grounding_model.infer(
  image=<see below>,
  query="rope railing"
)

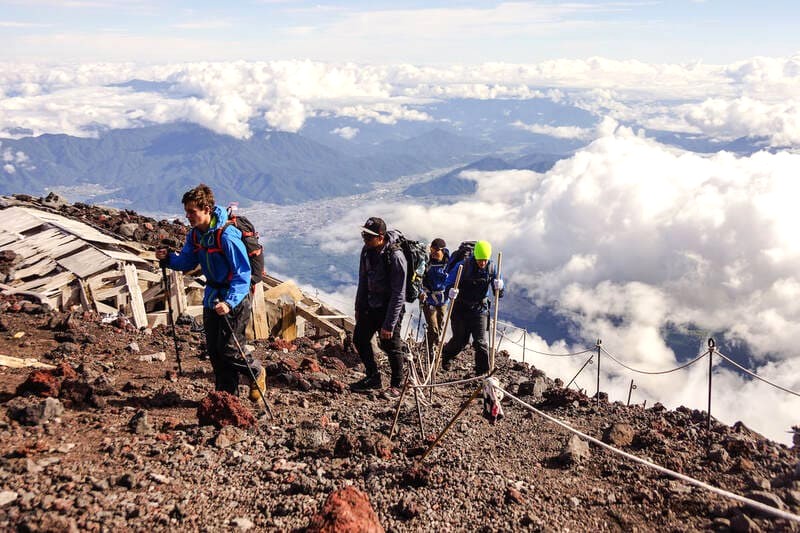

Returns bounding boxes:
[717,350,800,398]
[600,347,710,375]
[496,384,800,524]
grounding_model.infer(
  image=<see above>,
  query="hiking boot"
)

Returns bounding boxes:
[249,367,267,402]
[382,387,402,400]
[441,356,455,371]
[349,373,382,392]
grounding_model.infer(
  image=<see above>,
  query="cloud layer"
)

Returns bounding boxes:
[1,54,799,147]
[316,122,800,443]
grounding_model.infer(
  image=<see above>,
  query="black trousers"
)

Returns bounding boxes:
[203,295,262,395]
[441,309,490,375]
[353,305,405,387]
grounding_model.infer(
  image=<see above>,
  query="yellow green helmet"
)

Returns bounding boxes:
[474,240,492,260]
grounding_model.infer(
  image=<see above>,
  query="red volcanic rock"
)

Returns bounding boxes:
[300,357,321,373]
[197,391,256,429]
[16,370,60,398]
[270,338,297,352]
[53,362,78,380]
[306,486,384,533]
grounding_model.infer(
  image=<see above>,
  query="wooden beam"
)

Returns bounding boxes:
[248,281,270,341]
[296,301,346,341]
[0,355,56,370]
[123,264,147,329]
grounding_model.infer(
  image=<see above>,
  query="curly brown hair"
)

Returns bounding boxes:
[182,183,215,210]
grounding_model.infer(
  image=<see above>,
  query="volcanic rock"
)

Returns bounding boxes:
[197,391,256,429]
[16,370,60,398]
[560,435,591,465]
[306,486,384,533]
[603,423,635,447]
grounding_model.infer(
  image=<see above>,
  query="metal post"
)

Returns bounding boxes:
[707,338,715,452]
[389,378,412,440]
[595,339,602,406]
[421,385,482,462]
[522,329,527,364]
[627,379,637,406]
[566,356,593,390]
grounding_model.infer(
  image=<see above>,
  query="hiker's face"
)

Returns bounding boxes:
[476,259,488,269]
[429,248,444,261]
[361,231,384,249]
[184,202,212,229]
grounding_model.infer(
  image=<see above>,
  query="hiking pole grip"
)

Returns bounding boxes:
[161,263,183,375]
[489,252,502,372]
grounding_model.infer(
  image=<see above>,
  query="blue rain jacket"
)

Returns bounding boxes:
[167,205,251,310]
[422,249,450,306]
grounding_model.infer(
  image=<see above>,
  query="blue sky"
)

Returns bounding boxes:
[1,0,798,64]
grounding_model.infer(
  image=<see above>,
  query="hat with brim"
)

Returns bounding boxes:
[360,217,386,236]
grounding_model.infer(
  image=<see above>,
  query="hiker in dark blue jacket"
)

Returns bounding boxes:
[156,184,265,400]
[420,238,449,356]
[351,217,407,398]
[441,240,504,376]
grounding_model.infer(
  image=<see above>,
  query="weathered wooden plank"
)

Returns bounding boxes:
[263,280,304,303]
[141,283,164,304]
[17,271,75,294]
[281,301,297,342]
[95,299,118,315]
[247,281,270,341]
[169,271,186,320]
[147,311,168,329]
[13,258,58,279]
[296,302,346,341]
[0,355,56,370]
[135,269,162,283]
[57,247,116,278]
[124,264,147,329]
[78,280,91,312]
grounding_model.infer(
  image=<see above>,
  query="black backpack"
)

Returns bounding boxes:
[191,207,266,287]
[385,230,428,303]
[446,241,476,274]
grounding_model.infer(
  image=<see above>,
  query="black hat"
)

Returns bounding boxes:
[360,217,386,236]
[431,238,446,250]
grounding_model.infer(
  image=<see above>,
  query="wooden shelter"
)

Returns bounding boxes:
[0,202,353,342]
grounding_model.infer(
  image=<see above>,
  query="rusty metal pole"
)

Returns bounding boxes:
[388,378,412,440]
[566,356,593,390]
[707,338,715,452]
[595,339,602,406]
[421,385,482,462]
[522,329,527,364]
[627,379,637,406]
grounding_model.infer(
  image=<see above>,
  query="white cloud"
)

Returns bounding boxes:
[314,121,800,443]
[512,120,594,140]
[3,164,15,173]
[0,54,799,144]
[331,126,358,140]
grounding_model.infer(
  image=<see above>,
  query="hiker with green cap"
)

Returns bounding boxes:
[440,240,504,376]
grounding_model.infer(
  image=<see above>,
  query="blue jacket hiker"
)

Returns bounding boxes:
[441,240,504,376]
[156,184,265,401]
[420,238,449,354]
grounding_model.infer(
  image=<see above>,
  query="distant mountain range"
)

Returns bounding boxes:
[0,123,492,210]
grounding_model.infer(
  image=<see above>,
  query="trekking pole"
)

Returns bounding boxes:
[421,384,483,462]
[427,265,463,403]
[489,252,502,372]
[416,301,424,342]
[161,263,183,376]
[215,299,274,419]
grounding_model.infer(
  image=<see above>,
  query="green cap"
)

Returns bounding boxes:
[474,240,492,260]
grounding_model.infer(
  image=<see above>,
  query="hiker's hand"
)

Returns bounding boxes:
[156,248,168,260]
[493,279,504,292]
[448,288,459,300]
[214,301,230,315]
[418,291,426,302]
[380,328,392,340]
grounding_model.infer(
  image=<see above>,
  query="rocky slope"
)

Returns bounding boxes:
[1,195,799,532]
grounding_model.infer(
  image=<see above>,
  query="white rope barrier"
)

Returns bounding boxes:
[412,374,488,389]
[717,351,800,399]
[600,347,710,375]
[496,385,800,523]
